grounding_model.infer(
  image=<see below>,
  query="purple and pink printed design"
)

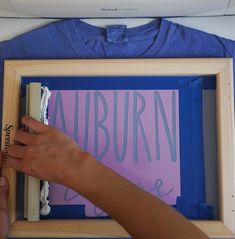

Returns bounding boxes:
[48,89,180,217]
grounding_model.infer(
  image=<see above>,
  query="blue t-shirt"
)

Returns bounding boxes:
[0,18,234,108]
[0,18,234,220]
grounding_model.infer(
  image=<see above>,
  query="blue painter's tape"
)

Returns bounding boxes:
[21,75,216,91]
[176,77,214,219]
[22,75,215,220]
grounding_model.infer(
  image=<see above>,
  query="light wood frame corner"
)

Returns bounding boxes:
[1,59,235,238]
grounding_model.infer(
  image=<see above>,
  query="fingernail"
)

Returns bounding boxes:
[0,176,7,186]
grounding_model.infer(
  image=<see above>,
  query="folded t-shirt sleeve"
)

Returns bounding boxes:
[168,20,235,59]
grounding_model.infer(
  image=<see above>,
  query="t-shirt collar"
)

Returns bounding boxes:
[63,18,172,58]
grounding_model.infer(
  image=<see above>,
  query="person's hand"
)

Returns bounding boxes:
[4,117,209,239]
[0,153,9,239]
[6,116,89,185]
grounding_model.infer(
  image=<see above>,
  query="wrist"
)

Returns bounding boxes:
[62,148,98,194]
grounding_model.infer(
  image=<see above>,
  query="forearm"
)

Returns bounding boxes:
[6,116,208,239]
[65,152,208,239]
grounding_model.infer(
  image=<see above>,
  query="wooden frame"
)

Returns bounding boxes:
[1,59,235,238]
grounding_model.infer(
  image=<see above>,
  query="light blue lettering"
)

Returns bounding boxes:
[154,91,177,162]
[51,91,67,134]
[94,92,110,160]
[73,91,79,143]
[83,92,90,151]
[113,91,129,162]
[64,187,80,201]
[149,178,174,198]
[133,91,152,162]
[93,206,105,216]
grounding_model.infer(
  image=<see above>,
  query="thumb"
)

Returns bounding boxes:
[0,152,9,212]
[0,176,9,213]
[0,176,9,239]
[0,151,9,239]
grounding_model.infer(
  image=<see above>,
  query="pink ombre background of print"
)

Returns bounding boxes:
[48,90,180,217]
